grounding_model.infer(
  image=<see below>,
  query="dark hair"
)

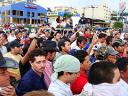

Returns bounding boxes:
[0,31,5,34]
[98,33,106,39]
[76,36,87,46]
[58,71,64,78]
[106,36,113,45]
[37,37,44,48]
[72,50,88,63]
[88,61,118,85]
[116,57,128,72]
[42,40,57,53]
[58,38,70,51]
[112,42,120,48]
[54,32,61,36]
[28,48,47,63]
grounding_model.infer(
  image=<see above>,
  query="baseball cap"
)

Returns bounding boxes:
[96,46,118,60]
[0,51,19,68]
[9,40,23,48]
[51,55,80,81]
[112,39,126,46]
[106,46,118,55]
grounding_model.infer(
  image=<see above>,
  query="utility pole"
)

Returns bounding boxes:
[91,5,95,27]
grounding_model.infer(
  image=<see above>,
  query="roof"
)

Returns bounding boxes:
[0,2,47,13]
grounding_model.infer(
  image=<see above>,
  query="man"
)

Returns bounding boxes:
[116,57,128,96]
[55,38,71,60]
[70,50,91,94]
[79,13,87,25]
[0,34,7,55]
[93,33,107,49]
[42,40,57,87]
[16,49,47,95]
[112,39,125,58]
[71,36,87,50]
[0,32,9,51]
[4,40,22,80]
[8,28,16,42]
[96,46,118,63]
[48,55,80,96]
[80,61,121,96]
[52,32,61,44]
[0,51,18,96]
[116,57,128,83]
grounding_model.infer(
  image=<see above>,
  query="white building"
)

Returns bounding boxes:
[82,1,112,21]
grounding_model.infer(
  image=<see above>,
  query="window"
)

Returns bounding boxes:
[12,10,16,15]
[32,19,34,24]
[20,11,23,16]
[38,13,40,16]
[32,12,34,17]
[27,12,30,17]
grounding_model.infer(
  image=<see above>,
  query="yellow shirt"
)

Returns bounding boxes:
[4,52,22,79]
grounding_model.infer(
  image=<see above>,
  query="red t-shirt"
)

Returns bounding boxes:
[70,71,88,94]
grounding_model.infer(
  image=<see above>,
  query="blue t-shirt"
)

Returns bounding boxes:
[16,69,47,96]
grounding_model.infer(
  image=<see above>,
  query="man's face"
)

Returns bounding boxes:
[79,40,86,48]
[107,54,117,64]
[13,46,22,54]
[101,37,106,43]
[121,65,128,83]
[16,33,22,39]
[49,52,56,61]
[0,68,10,87]
[55,33,61,41]
[31,56,46,74]
[115,33,121,39]
[63,41,71,53]
[67,72,79,83]
[116,46,124,53]
[124,33,128,41]
[82,56,91,71]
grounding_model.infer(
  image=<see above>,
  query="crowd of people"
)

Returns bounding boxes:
[0,15,128,96]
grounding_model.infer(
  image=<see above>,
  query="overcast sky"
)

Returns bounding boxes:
[35,0,128,11]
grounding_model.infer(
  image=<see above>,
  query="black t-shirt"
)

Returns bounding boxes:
[19,61,31,77]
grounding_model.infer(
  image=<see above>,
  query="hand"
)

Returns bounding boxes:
[0,85,16,96]
[36,26,46,37]
[92,33,99,45]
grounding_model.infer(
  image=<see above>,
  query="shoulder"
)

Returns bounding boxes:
[48,83,67,96]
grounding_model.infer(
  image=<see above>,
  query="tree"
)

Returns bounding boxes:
[113,21,123,29]
[63,13,73,18]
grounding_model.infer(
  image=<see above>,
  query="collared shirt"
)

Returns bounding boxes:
[43,60,53,87]
[80,82,121,96]
[71,71,88,94]
[16,69,47,96]
[48,79,73,96]
[118,79,128,96]
[0,46,7,55]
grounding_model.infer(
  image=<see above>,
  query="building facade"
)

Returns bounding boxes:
[82,4,111,21]
[0,1,47,24]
